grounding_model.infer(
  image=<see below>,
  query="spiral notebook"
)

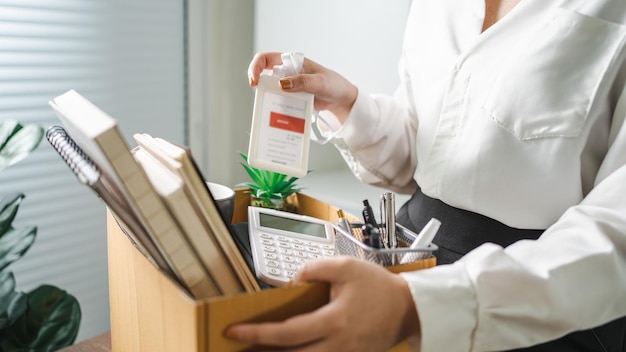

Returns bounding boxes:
[45,126,172,276]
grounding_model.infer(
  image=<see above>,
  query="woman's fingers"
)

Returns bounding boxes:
[293,257,371,284]
[247,52,284,86]
[226,300,339,346]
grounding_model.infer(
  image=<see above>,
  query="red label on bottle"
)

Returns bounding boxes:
[269,112,305,134]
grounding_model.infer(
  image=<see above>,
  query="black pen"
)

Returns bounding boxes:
[369,226,384,249]
[361,224,372,247]
[361,223,383,249]
[362,199,379,229]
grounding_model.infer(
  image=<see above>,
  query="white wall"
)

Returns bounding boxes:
[188,0,255,188]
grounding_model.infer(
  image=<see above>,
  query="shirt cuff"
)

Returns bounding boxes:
[333,90,382,149]
[400,262,478,352]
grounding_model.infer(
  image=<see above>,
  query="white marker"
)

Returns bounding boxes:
[410,218,441,249]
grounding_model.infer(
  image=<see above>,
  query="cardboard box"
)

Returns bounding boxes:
[108,190,436,351]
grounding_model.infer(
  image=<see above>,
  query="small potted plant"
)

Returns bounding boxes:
[237,153,307,213]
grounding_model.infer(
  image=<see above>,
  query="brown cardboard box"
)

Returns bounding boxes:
[107,190,436,351]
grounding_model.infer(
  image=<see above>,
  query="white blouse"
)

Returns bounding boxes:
[321,0,626,350]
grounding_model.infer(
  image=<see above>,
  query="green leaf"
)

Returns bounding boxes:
[0,225,37,272]
[0,285,81,351]
[238,152,310,207]
[0,120,20,152]
[0,120,44,172]
[0,194,25,238]
[0,272,27,330]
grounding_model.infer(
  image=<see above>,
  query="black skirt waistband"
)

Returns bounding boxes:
[395,188,544,265]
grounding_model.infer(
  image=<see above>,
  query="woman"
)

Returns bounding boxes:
[227,0,626,350]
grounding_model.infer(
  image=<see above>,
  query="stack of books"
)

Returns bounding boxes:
[47,90,261,299]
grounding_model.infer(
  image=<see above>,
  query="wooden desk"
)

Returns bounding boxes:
[59,332,111,352]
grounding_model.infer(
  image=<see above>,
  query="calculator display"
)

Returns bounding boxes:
[259,213,328,239]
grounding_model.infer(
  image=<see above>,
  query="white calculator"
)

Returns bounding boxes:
[248,206,336,287]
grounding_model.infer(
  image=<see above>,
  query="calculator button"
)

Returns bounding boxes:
[303,241,316,246]
[276,236,289,242]
[278,242,290,249]
[284,263,299,271]
[308,253,321,259]
[261,239,274,245]
[293,250,307,258]
[263,252,278,260]
[267,267,282,276]
[323,250,335,256]
[306,247,320,254]
[283,256,296,263]
[291,239,303,244]
[262,245,276,253]
[259,233,272,239]
[321,244,334,250]
[265,260,279,268]
[292,244,305,251]
[279,248,294,256]
[285,271,297,278]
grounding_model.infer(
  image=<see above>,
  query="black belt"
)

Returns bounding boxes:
[395,188,544,265]
[395,187,626,351]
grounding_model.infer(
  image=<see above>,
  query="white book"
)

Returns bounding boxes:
[49,89,217,299]
[133,145,243,295]
[133,133,260,293]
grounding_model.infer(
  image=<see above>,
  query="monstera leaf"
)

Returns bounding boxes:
[0,285,81,352]
[0,120,44,172]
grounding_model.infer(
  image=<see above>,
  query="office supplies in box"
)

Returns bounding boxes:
[108,190,436,352]
[47,89,437,351]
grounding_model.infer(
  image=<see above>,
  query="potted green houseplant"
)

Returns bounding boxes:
[237,153,308,212]
[0,120,81,351]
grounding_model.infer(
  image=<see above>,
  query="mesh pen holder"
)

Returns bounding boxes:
[333,222,437,266]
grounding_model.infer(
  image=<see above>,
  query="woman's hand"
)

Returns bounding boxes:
[225,257,420,351]
[247,52,358,122]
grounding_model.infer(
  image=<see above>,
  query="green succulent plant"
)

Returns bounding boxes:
[237,153,307,211]
[0,120,81,351]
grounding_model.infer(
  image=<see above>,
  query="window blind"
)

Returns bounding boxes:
[0,0,186,342]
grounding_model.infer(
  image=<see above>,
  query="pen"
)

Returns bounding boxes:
[368,225,384,249]
[381,192,397,249]
[336,209,352,234]
[361,224,372,247]
[361,223,384,249]
[362,199,379,229]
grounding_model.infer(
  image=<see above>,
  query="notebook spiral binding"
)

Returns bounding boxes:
[46,125,99,185]
[46,125,174,275]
